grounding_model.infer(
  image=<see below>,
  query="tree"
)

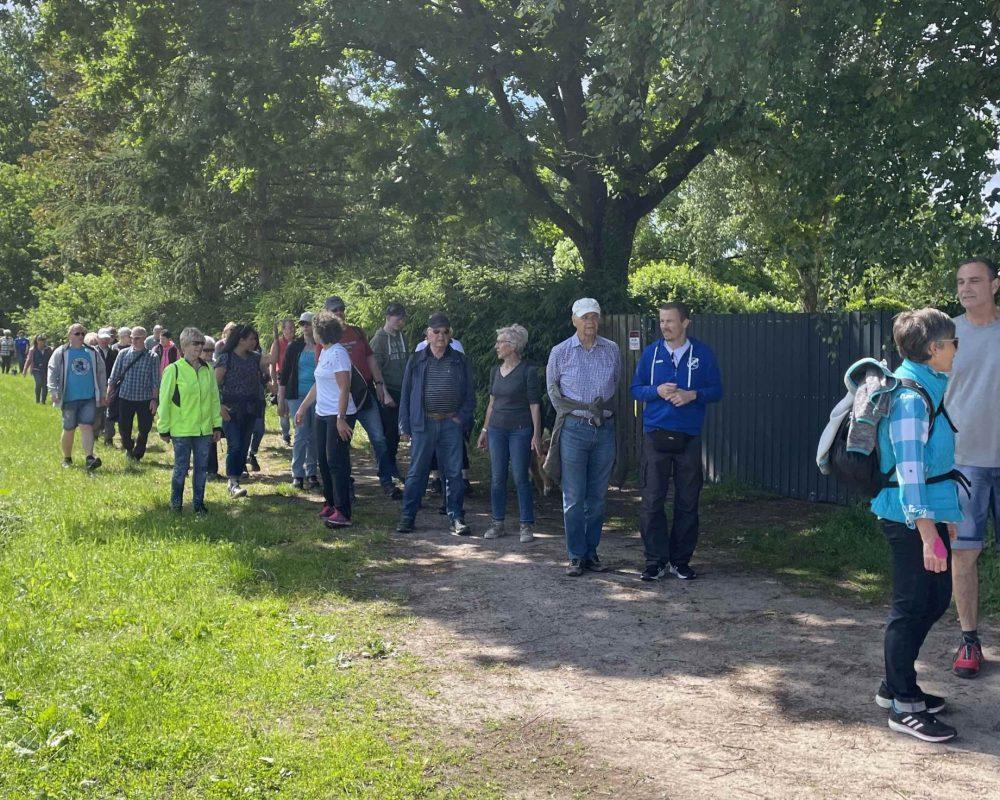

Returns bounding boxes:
[319,0,999,307]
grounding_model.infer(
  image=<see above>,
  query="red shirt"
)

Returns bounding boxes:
[338,325,373,381]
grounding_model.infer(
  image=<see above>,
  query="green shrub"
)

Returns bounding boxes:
[629,261,796,313]
[844,295,909,313]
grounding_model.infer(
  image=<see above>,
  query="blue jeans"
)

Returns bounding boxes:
[172,435,211,508]
[286,398,317,479]
[401,417,465,521]
[488,426,534,524]
[356,395,393,486]
[953,464,1000,551]
[222,410,257,477]
[559,417,615,561]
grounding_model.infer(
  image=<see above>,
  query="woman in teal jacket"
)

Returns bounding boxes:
[158,327,222,514]
[871,308,962,744]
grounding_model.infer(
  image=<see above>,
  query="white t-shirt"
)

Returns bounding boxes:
[315,344,357,417]
[415,338,464,353]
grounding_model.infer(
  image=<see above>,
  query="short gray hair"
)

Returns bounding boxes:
[496,324,529,355]
[893,308,955,363]
[179,326,204,348]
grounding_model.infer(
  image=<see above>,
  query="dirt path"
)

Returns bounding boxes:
[381,489,1000,799]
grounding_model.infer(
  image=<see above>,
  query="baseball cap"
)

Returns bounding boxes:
[299,312,314,324]
[324,295,346,312]
[427,312,451,329]
[385,302,406,318]
[97,328,113,339]
[571,297,601,317]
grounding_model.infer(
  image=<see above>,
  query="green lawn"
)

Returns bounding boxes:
[0,378,493,799]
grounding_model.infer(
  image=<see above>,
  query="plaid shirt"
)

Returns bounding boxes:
[546,334,621,418]
[887,391,934,525]
[109,348,160,401]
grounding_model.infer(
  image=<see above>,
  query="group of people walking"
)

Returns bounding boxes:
[9,254,997,746]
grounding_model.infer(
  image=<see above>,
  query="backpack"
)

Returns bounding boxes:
[826,377,954,497]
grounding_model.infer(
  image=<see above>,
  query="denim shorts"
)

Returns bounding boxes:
[61,398,97,430]
[953,464,1000,551]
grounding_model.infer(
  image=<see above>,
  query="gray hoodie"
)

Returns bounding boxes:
[47,343,108,405]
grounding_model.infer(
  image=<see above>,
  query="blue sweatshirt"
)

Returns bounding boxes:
[630,336,723,435]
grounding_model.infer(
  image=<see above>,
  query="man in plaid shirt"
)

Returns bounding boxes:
[108,326,160,463]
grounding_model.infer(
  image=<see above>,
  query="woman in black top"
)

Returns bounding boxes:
[23,335,53,403]
[476,324,543,542]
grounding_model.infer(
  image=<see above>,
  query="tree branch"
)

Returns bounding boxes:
[644,89,714,175]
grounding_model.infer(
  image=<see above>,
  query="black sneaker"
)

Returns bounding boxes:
[85,455,102,472]
[193,505,209,516]
[565,559,584,577]
[428,478,442,495]
[641,563,667,582]
[383,484,402,500]
[887,707,957,743]
[248,454,261,472]
[450,518,472,536]
[875,681,944,714]
[307,475,320,491]
[62,457,72,468]
[584,556,607,573]
[670,563,697,580]
[395,517,415,533]
[291,477,305,490]
[282,435,292,446]
[463,478,473,496]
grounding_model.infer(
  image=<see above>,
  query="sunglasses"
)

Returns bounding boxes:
[189,340,206,346]
[299,321,312,326]
[70,331,85,336]
[430,328,450,335]
[937,337,959,350]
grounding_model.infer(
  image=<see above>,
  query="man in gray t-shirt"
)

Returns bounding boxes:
[945,256,1000,680]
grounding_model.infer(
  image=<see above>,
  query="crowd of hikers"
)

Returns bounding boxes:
[3,255,997,745]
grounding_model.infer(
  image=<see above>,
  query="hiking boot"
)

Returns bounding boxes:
[953,641,984,679]
[887,707,957,743]
[291,477,305,490]
[85,455,102,472]
[565,559,584,577]
[62,457,72,468]
[324,509,352,528]
[670,563,697,580]
[875,681,944,714]
[519,524,534,543]
[282,434,292,446]
[641,563,667,582]
[228,482,247,499]
[450,518,472,536]
[248,454,261,472]
[382,483,402,500]
[583,556,607,573]
[483,520,506,539]
[396,517,415,533]
[307,475,320,491]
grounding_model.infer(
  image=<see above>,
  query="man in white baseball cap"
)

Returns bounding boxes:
[545,297,621,576]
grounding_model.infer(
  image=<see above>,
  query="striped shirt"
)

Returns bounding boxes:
[108,348,160,401]
[423,351,461,414]
[546,334,621,418]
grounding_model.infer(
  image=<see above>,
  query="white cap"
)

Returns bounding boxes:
[97,328,113,339]
[299,311,314,323]
[571,297,601,317]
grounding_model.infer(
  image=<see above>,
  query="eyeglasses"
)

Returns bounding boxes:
[937,338,959,350]
[431,328,450,335]
[299,321,312,326]
[189,340,206,346]
[70,331,85,337]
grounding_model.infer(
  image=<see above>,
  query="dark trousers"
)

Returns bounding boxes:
[380,398,401,480]
[118,398,154,460]
[639,433,704,568]
[1,355,10,373]
[316,413,356,518]
[33,371,48,403]
[222,410,258,477]
[883,520,952,704]
[208,440,219,475]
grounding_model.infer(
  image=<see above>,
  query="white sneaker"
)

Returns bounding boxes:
[519,524,534,543]
[228,482,247,499]
[483,520,505,539]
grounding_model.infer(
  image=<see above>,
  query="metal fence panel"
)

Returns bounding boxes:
[606,311,897,503]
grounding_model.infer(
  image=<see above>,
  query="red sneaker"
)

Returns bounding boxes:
[953,641,984,679]
[318,504,335,519]
[324,509,352,528]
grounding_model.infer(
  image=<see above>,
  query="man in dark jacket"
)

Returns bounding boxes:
[630,302,723,581]
[396,312,475,535]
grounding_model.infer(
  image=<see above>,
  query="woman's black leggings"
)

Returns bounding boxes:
[32,371,47,403]
[316,413,356,518]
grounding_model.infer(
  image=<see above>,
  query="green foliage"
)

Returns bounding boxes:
[844,296,910,313]
[17,271,120,339]
[629,261,795,314]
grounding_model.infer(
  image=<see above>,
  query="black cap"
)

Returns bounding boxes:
[324,295,346,312]
[427,312,451,329]
[385,302,406,318]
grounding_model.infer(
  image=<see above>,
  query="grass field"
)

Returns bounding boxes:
[0,378,494,799]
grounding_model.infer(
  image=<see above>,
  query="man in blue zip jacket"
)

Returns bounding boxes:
[630,302,723,580]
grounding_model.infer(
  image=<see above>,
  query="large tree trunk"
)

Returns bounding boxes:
[571,198,640,312]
